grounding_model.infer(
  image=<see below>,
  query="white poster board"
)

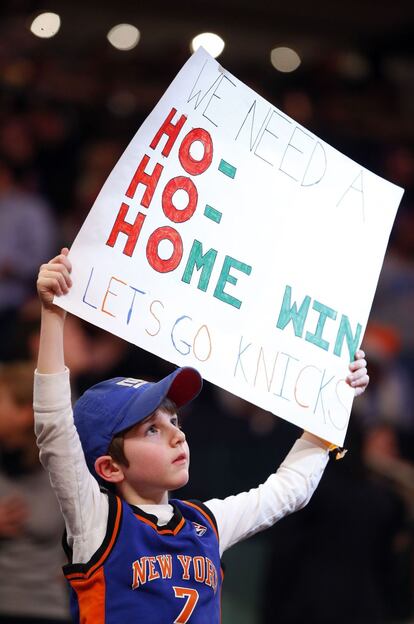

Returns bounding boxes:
[57,47,404,445]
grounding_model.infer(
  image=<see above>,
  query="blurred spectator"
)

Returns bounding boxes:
[0,115,36,183]
[16,298,131,396]
[68,138,123,239]
[260,422,409,624]
[383,145,414,190]
[362,425,414,620]
[29,102,80,218]
[363,424,414,520]
[0,361,70,623]
[356,322,414,433]
[371,200,414,363]
[0,160,57,361]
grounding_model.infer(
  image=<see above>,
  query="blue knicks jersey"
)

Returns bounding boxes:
[63,492,223,623]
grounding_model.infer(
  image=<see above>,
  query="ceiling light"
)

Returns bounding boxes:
[191,33,225,58]
[30,12,61,38]
[107,24,140,51]
[270,47,301,73]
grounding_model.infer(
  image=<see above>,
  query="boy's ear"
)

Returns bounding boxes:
[94,455,125,484]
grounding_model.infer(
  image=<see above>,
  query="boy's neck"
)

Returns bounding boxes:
[117,482,170,506]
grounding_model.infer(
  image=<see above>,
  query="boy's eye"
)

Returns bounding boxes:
[146,424,158,435]
[170,417,181,429]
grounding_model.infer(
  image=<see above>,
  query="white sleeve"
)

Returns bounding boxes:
[33,369,109,564]
[205,437,329,556]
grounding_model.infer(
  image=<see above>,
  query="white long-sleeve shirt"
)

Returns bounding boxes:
[34,369,329,562]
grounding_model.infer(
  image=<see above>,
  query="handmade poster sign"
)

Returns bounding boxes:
[57,47,404,445]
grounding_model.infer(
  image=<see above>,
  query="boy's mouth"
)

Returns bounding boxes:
[173,453,187,464]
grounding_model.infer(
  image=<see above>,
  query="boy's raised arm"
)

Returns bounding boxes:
[36,247,72,374]
[34,248,109,564]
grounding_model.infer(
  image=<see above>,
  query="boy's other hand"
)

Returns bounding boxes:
[303,350,369,450]
[37,247,72,310]
[346,349,369,397]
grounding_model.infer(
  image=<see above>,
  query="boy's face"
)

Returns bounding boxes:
[120,408,190,503]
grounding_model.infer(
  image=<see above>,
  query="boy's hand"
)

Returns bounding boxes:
[346,349,369,397]
[37,247,72,311]
[303,350,369,452]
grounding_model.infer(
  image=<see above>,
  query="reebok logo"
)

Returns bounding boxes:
[192,522,207,536]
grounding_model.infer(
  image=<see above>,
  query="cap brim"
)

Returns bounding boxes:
[166,367,203,407]
[114,367,202,434]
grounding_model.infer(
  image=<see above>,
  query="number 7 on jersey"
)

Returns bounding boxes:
[173,586,199,623]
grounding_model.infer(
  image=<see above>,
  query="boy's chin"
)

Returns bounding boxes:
[171,473,190,491]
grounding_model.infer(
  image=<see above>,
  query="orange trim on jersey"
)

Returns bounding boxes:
[134,513,185,535]
[71,565,106,622]
[219,566,225,624]
[66,495,122,581]
[181,501,219,541]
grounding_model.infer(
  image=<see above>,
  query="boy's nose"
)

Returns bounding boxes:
[171,425,186,445]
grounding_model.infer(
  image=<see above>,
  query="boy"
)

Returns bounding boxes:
[34,248,369,623]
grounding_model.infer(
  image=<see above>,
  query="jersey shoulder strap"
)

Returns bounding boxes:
[62,489,122,579]
[178,499,219,541]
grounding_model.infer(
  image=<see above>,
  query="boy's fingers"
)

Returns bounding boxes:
[349,358,367,371]
[52,254,72,273]
[48,252,66,265]
[39,262,51,274]
[39,278,62,297]
[52,271,69,293]
[354,349,365,360]
[40,264,72,287]
[347,365,367,379]
[52,263,72,286]
[56,253,72,272]
[37,252,72,310]
[39,274,65,296]
[45,248,71,268]
[347,368,368,385]
[354,379,369,396]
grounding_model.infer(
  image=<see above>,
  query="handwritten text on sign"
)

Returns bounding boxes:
[58,48,404,445]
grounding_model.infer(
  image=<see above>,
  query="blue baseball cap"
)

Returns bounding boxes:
[73,367,203,480]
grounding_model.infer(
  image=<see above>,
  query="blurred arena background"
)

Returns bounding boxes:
[0,1,414,622]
